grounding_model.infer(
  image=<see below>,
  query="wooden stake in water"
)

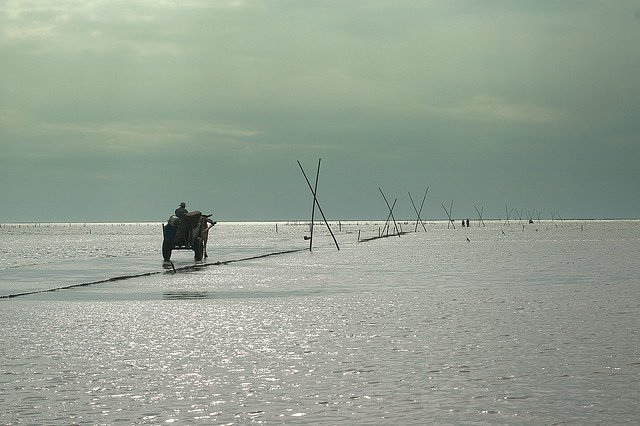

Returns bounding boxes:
[297,160,340,251]
[414,187,429,232]
[308,158,321,251]
[408,191,428,232]
[450,200,454,229]
[505,206,514,226]
[441,201,456,229]
[382,198,397,235]
[473,204,486,227]
[379,188,401,237]
[473,204,487,226]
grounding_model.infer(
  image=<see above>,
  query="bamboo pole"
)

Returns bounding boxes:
[308,158,321,251]
[441,202,456,229]
[408,191,427,232]
[379,188,401,237]
[415,187,429,232]
[449,200,454,229]
[382,198,398,235]
[297,160,340,250]
[505,206,515,225]
[473,204,486,227]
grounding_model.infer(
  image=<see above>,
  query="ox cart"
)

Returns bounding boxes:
[162,211,210,261]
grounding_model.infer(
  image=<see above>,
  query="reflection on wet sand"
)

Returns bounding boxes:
[163,291,210,300]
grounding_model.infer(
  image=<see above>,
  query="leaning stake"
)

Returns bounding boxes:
[408,191,427,232]
[417,187,429,230]
[382,198,398,235]
[473,204,486,227]
[297,160,340,250]
[379,188,401,237]
[309,158,321,251]
[441,202,456,229]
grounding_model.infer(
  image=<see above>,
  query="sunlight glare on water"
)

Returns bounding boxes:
[1,220,639,423]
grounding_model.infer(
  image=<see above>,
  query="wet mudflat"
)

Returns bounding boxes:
[1,221,639,423]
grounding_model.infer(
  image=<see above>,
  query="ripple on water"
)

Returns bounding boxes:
[1,222,640,423]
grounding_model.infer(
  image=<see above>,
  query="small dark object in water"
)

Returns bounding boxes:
[303,235,310,240]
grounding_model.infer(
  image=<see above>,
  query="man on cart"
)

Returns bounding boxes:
[162,203,216,261]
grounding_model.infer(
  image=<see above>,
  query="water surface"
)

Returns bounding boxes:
[1,220,639,423]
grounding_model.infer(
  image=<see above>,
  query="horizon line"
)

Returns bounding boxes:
[1,218,639,225]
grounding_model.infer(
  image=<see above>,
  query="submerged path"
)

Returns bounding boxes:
[0,248,307,299]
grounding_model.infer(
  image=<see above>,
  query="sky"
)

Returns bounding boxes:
[1,1,639,222]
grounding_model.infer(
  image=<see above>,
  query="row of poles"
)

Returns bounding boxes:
[298,159,565,251]
[297,159,426,251]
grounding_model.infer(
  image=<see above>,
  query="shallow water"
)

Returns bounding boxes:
[1,220,639,423]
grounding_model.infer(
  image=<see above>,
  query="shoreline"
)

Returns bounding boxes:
[1,218,639,226]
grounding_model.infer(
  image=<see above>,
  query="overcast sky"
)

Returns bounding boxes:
[2,1,639,222]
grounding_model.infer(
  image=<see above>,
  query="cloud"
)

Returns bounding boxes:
[0,1,206,53]
[45,120,260,142]
[0,108,261,159]
[434,95,564,124]
[3,24,53,40]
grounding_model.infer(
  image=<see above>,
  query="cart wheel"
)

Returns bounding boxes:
[162,241,173,261]
[194,237,204,261]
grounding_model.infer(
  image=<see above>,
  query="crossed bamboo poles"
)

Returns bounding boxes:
[298,160,558,246]
[297,159,340,251]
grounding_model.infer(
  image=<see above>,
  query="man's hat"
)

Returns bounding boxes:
[179,202,186,207]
